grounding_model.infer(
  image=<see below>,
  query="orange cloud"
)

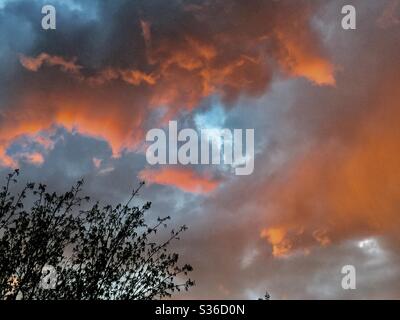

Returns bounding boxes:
[4,1,336,169]
[260,227,293,257]
[120,70,157,86]
[273,28,335,85]
[19,53,82,74]
[18,152,45,166]
[259,77,400,254]
[0,83,147,167]
[139,167,222,194]
[20,52,158,88]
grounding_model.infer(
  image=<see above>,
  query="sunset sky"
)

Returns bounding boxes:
[1,0,400,299]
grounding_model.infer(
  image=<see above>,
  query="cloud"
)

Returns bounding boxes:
[92,157,102,168]
[139,167,222,194]
[0,0,337,168]
[269,102,399,245]
[260,227,293,258]
[199,0,400,261]
[20,52,157,86]
[273,29,336,85]
[164,1,400,298]
[377,0,400,29]
[16,151,44,166]
[19,53,82,74]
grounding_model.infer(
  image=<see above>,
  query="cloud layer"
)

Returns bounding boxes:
[1,0,400,299]
[0,0,335,168]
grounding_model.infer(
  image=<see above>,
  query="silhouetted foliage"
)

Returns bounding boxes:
[258,291,271,300]
[0,170,194,300]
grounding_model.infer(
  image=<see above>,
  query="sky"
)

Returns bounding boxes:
[0,0,400,299]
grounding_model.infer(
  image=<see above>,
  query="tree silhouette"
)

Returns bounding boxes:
[257,290,271,300]
[0,170,194,300]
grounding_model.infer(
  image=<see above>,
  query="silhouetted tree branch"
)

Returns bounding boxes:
[0,170,194,300]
